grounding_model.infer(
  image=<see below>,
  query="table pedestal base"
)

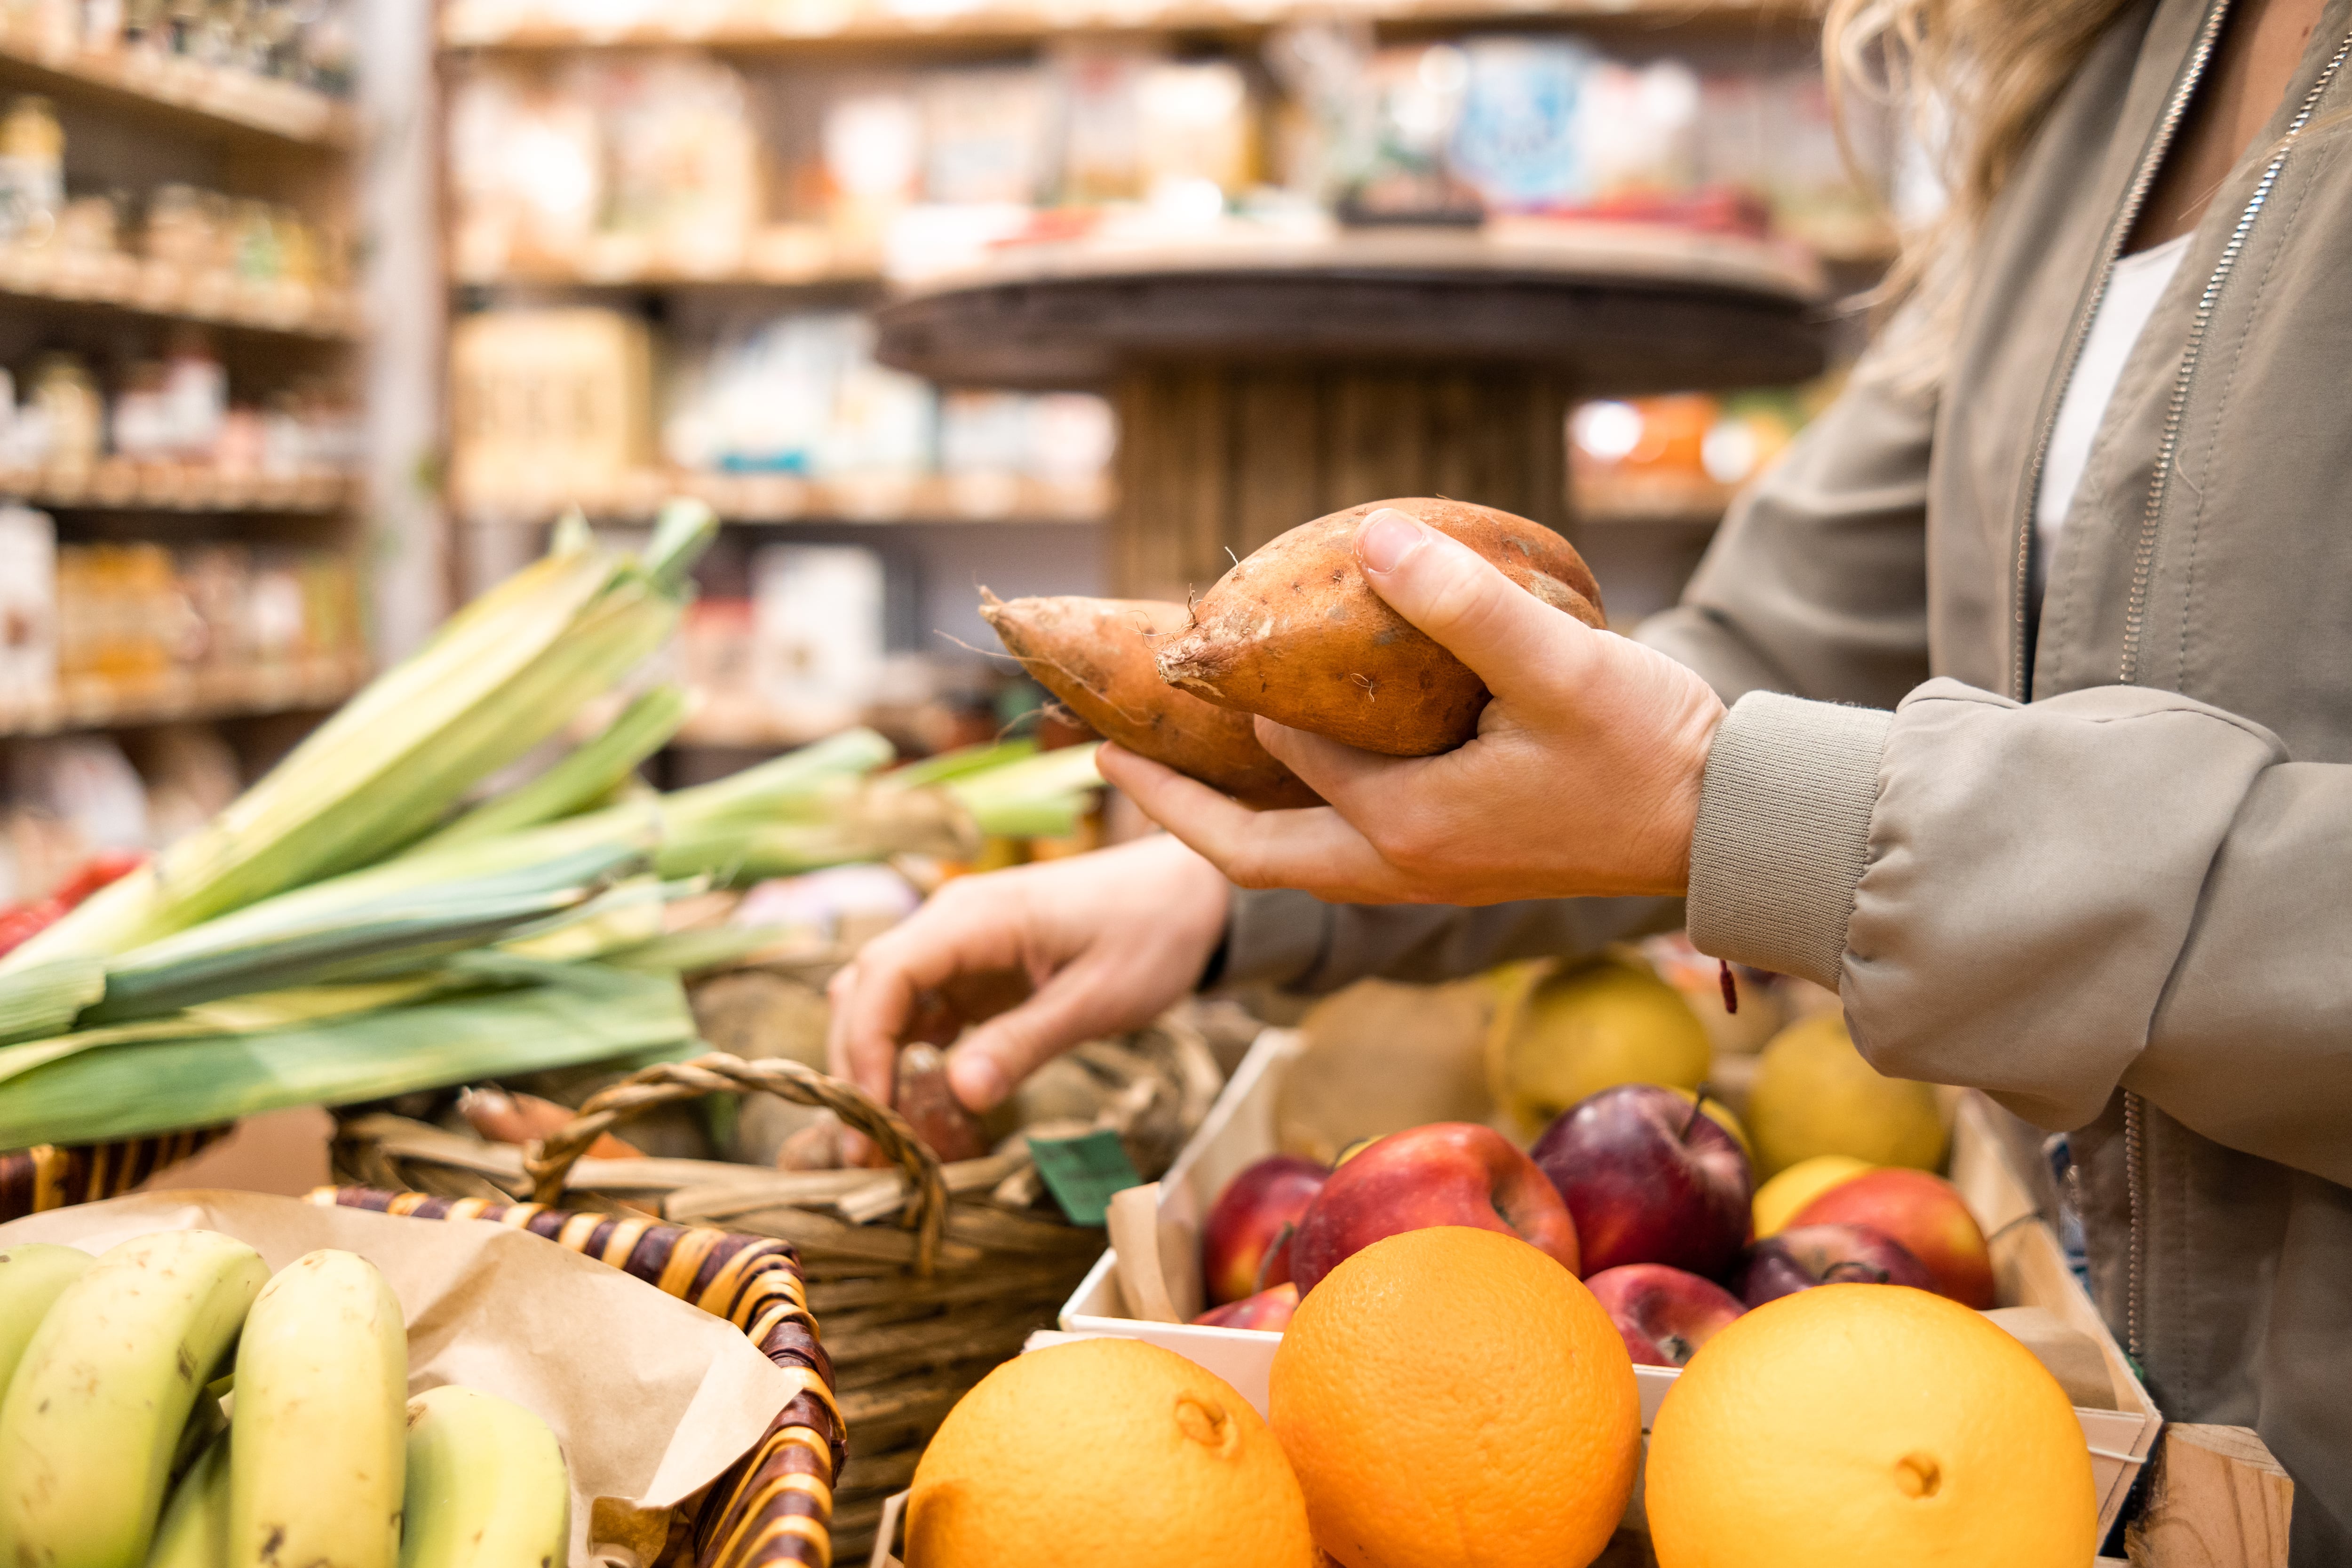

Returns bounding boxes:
[1110,363,1573,601]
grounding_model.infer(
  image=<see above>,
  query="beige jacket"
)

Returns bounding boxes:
[1222,0,2352,1554]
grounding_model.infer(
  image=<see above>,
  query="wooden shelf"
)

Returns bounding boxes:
[0,247,361,339]
[456,470,1109,526]
[1,463,358,514]
[0,658,368,739]
[454,250,882,293]
[0,30,352,149]
[1576,471,1735,526]
[442,0,1818,50]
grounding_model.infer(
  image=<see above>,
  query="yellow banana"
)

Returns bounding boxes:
[148,1430,230,1568]
[0,1242,93,1395]
[228,1250,407,1568]
[0,1229,269,1568]
[399,1385,572,1568]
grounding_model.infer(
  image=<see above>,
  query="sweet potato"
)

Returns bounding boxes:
[980,590,1321,809]
[1153,497,1605,756]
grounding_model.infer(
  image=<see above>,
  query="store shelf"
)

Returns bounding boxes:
[0,31,353,148]
[457,470,1110,526]
[0,462,358,514]
[0,247,361,339]
[1577,473,1734,527]
[453,246,882,292]
[442,0,1819,50]
[0,658,368,739]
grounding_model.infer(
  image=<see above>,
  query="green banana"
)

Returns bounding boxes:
[228,1250,407,1568]
[0,1242,93,1396]
[0,1229,268,1568]
[400,1385,572,1568]
[148,1430,230,1568]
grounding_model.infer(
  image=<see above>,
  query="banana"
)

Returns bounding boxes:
[399,1385,571,1568]
[148,1431,230,1568]
[0,1242,93,1395]
[228,1250,407,1568]
[0,1228,269,1568]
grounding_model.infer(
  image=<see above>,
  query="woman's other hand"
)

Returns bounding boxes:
[1101,506,1726,906]
[825,833,1232,1156]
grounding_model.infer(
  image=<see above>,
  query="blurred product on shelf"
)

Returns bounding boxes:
[673,541,889,742]
[0,0,357,98]
[0,721,238,910]
[0,95,357,327]
[445,28,1888,282]
[454,303,1114,518]
[1571,390,1809,522]
[0,505,365,730]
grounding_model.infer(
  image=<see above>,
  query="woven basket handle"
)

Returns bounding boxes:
[522,1051,949,1274]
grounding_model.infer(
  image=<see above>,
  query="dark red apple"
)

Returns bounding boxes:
[1287,1122,1581,1297]
[1733,1223,1933,1307]
[1788,1167,1997,1309]
[1529,1083,1753,1279]
[1189,1282,1299,1331]
[1585,1264,1746,1368]
[1200,1154,1329,1305]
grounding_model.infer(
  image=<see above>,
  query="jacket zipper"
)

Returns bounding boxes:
[2112,22,2352,1368]
[2118,25,2352,683]
[2008,0,2233,706]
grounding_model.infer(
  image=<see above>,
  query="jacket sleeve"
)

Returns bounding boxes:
[1218,342,1940,996]
[1689,678,2352,1190]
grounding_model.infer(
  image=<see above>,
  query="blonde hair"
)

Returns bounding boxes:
[1824,0,2138,373]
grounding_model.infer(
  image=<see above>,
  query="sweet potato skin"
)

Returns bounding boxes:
[1153,497,1605,756]
[980,591,1322,810]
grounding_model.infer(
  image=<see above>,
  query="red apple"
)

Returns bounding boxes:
[1788,1167,1997,1309]
[1200,1154,1329,1305]
[1529,1083,1753,1279]
[1734,1223,1933,1307]
[1189,1282,1298,1331]
[1287,1122,1580,1296]
[1585,1264,1746,1368]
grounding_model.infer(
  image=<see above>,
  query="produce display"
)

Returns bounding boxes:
[979,592,1319,810]
[0,1233,569,1568]
[0,501,1101,1154]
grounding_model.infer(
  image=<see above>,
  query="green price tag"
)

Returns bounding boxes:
[1025,1129,1140,1227]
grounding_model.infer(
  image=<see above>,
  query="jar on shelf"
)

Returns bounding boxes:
[0,95,64,247]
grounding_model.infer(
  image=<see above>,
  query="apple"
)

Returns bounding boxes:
[1788,1167,1997,1308]
[1733,1223,1933,1307]
[1200,1154,1329,1305]
[1529,1083,1753,1279]
[1190,1282,1298,1331]
[1585,1264,1745,1368]
[1287,1122,1581,1295]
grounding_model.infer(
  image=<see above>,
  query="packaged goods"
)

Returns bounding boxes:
[1155,498,1604,757]
[981,592,1319,810]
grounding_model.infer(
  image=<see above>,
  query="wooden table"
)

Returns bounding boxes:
[874,221,1829,600]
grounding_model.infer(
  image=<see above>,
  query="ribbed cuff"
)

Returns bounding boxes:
[1686,691,1892,990]
[1212,888,1332,992]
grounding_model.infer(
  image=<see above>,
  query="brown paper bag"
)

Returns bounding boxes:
[0,1189,800,1566]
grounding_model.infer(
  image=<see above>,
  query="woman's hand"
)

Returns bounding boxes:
[1099,507,1726,905]
[825,833,1232,1147]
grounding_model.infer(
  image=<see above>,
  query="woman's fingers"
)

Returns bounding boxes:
[1099,742,1405,900]
[1353,507,1594,703]
[943,953,1134,1113]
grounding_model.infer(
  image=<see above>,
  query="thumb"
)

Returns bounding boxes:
[1353,507,1591,699]
[941,958,1124,1113]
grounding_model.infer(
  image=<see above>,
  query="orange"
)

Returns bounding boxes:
[1269,1227,1640,1568]
[906,1337,1315,1568]
[1645,1284,2098,1568]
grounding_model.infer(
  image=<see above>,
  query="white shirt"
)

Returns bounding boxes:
[2035,233,2194,585]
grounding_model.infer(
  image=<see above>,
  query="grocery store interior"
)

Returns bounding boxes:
[0,3,2319,1567]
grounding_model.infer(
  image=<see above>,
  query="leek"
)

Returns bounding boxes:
[414,685,692,854]
[0,957,696,1148]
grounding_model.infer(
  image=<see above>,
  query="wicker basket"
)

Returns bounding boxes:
[0,1126,230,1221]
[332,1051,1116,1563]
[312,1185,842,1568]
